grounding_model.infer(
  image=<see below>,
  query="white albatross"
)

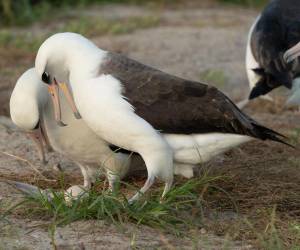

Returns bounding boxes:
[10,68,144,198]
[10,68,256,200]
[10,68,258,200]
[34,32,290,202]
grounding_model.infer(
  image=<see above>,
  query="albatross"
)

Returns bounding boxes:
[10,68,257,200]
[245,0,300,106]
[34,32,290,202]
[10,68,144,198]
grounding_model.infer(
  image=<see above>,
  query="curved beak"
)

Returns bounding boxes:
[47,79,67,127]
[27,122,48,165]
[56,81,81,119]
[47,79,82,126]
[284,42,300,64]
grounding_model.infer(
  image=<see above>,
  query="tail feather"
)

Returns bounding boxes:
[224,93,293,147]
[252,123,294,148]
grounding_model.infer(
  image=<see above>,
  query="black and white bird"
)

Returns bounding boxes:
[34,32,290,202]
[246,0,300,106]
[10,68,258,200]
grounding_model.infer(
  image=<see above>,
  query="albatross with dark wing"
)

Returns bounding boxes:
[10,68,256,200]
[245,0,300,106]
[34,32,291,202]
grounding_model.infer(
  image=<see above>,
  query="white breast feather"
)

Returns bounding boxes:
[246,16,261,89]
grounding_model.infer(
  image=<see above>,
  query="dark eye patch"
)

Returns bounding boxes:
[42,72,51,84]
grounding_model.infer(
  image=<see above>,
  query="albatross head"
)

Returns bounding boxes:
[10,68,50,164]
[35,32,105,126]
[10,68,47,130]
[249,67,293,100]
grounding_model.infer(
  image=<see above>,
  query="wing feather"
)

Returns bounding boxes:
[99,52,290,145]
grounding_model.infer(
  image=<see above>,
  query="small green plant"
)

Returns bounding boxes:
[289,128,300,145]
[60,16,160,37]
[218,0,268,8]
[0,15,160,53]
[199,69,228,88]
[1,174,224,235]
[0,0,164,26]
[245,207,300,250]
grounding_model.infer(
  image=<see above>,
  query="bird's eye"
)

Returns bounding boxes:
[42,72,51,84]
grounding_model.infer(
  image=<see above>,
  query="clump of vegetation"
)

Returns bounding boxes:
[199,69,228,88]
[245,208,300,250]
[0,15,160,52]
[0,0,268,26]
[218,0,268,7]
[0,0,164,26]
[61,16,160,37]
[0,175,224,234]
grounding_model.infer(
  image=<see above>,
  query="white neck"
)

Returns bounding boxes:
[68,48,107,82]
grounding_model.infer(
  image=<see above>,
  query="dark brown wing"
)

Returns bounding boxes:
[100,52,289,144]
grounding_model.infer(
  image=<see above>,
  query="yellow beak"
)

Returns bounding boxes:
[47,79,81,127]
[57,81,81,119]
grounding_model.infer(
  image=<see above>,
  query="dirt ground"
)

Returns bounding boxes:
[0,2,299,250]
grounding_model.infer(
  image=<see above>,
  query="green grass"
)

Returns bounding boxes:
[0,174,224,235]
[0,30,44,52]
[288,128,300,145]
[218,0,268,8]
[0,0,269,27]
[199,69,228,89]
[1,174,299,248]
[60,16,160,37]
[0,15,160,52]
[0,0,164,26]
[246,208,285,250]
[245,208,300,250]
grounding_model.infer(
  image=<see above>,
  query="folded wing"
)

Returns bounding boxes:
[100,52,290,145]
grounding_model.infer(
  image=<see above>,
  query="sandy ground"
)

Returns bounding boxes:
[0,3,299,249]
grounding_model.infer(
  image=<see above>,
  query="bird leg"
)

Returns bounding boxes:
[128,175,155,204]
[160,179,173,202]
[106,170,121,193]
[126,139,173,203]
[76,163,99,189]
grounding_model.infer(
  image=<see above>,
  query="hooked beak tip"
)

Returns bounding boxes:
[249,92,260,100]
